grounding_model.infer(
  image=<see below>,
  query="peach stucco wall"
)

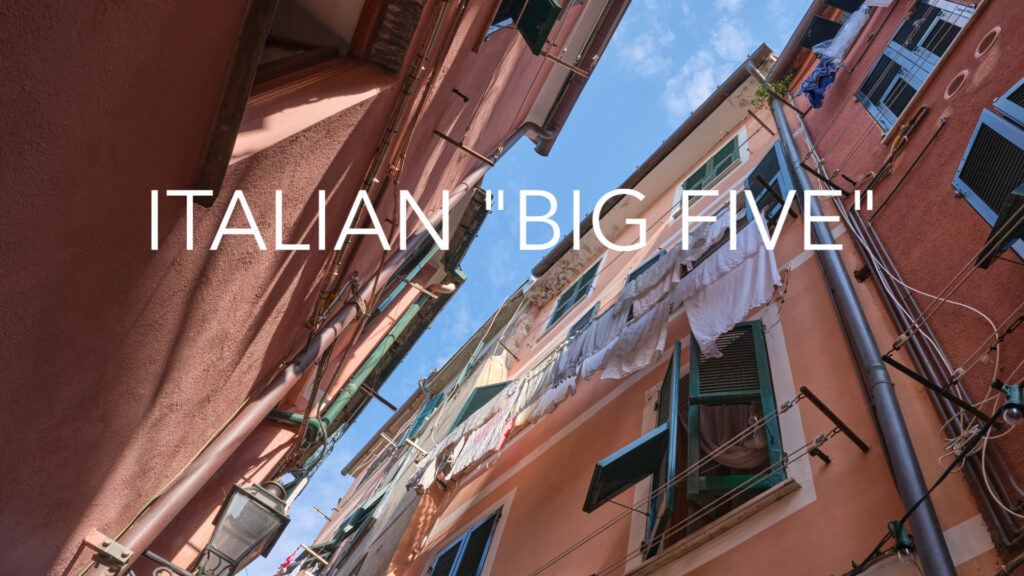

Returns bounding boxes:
[396,110,1000,575]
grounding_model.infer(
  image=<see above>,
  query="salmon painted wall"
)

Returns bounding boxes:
[0,0,596,574]
[395,113,1000,576]
[796,0,1024,534]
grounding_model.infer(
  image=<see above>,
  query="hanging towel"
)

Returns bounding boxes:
[552,329,588,387]
[798,56,840,109]
[530,376,575,422]
[511,354,558,425]
[578,297,633,380]
[602,298,672,380]
[684,234,781,357]
[680,210,731,270]
[623,244,683,317]
[449,382,520,476]
[671,221,764,307]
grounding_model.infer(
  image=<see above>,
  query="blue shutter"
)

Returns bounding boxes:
[954,109,1024,262]
[744,141,793,224]
[583,343,680,514]
[995,77,1024,128]
[403,393,444,442]
[687,322,785,497]
[430,510,501,576]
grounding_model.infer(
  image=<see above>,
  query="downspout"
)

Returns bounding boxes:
[86,249,414,576]
[747,61,957,576]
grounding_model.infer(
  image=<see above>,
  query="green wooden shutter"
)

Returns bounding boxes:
[710,137,739,178]
[744,141,793,224]
[517,0,563,55]
[644,341,681,555]
[548,261,600,327]
[450,381,510,432]
[687,321,784,497]
[583,343,680,514]
[403,393,444,442]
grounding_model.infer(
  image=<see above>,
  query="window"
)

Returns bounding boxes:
[548,261,600,329]
[584,322,784,557]
[486,0,563,55]
[857,0,974,131]
[743,141,794,227]
[683,136,742,192]
[953,109,1024,261]
[450,381,511,432]
[429,509,501,576]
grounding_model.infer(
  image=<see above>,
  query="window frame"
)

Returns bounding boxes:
[953,108,1024,260]
[428,508,502,576]
[547,260,602,330]
[856,0,974,131]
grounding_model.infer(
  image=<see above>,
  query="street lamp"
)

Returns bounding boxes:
[196,481,290,576]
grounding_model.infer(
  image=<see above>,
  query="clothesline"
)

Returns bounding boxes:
[408,213,782,491]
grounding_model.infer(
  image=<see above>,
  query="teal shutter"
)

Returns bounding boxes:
[644,341,681,555]
[548,261,599,327]
[568,302,599,338]
[583,343,680,515]
[687,321,784,498]
[683,136,739,190]
[450,381,510,432]
[517,0,563,55]
[403,393,444,442]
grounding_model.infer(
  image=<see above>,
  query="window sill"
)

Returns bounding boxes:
[626,478,800,576]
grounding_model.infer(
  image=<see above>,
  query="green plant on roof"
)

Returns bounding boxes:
[752,74,794,110]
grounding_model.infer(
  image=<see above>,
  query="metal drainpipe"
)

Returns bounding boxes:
[748,62,957,575]
[85,248,418,576]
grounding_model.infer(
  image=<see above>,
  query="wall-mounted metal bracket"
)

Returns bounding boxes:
[541,52,591,78]
[83,529,133,572]
[433,130,495,166]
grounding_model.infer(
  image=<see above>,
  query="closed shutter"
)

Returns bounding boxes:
[687,322,784,497]
[517,0,562,55]
[431,544,460,576]
[955,109,1024,264]
[995,77,1024,127]
[455,513,500,576]
[583,343,680,515]
[549,262,600,327]
[955,110,1024,220]
[450,381,510,432]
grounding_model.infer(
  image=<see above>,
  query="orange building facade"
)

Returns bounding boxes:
[306,2,1024,574]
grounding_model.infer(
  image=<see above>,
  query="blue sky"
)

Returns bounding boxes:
[248,1,808,573]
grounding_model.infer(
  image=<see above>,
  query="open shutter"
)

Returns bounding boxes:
[643,342,681,557]
[455,512,501,576]
[892,2,940,51]
[583,343,680,515]
[687,322,784,497]
[517,0,563,55]
[451,381,510,432]
[404,393,444,442]
[745,142,793,224]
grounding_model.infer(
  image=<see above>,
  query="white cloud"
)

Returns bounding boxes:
[617,29,675,76]
[663,50,726,122]
[719,0,743,12]
[710,19,756,62]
